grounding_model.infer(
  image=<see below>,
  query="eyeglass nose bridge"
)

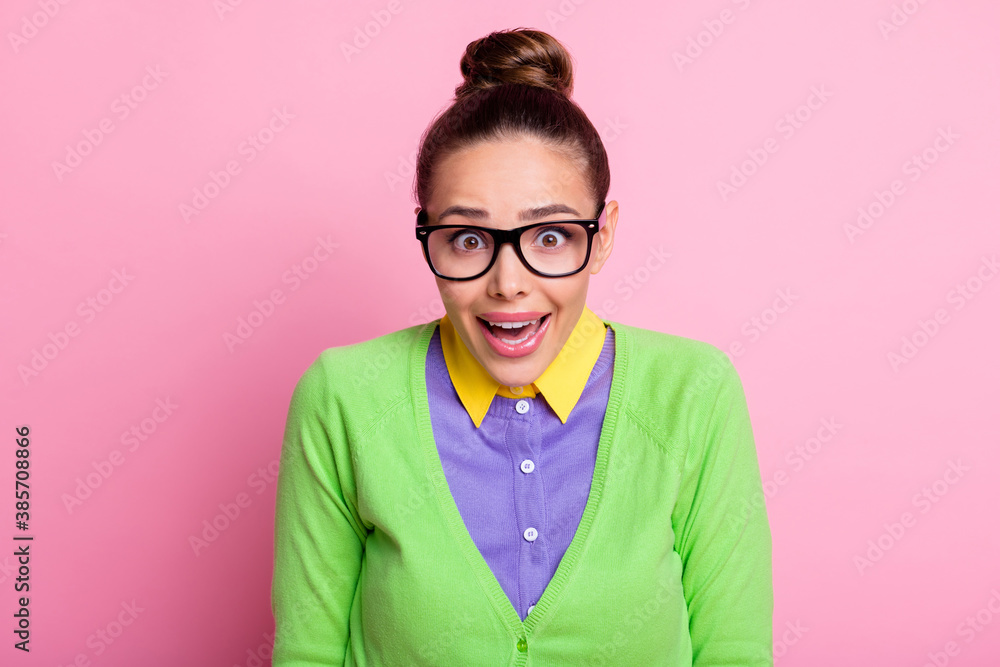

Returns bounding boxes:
[484,227,537,277]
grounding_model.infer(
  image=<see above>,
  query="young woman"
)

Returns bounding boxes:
[272,28,773,666]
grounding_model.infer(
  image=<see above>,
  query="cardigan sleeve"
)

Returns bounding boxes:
[271,355,367,666]
[671,356,774,666]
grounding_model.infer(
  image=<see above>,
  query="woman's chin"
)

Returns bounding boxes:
[482,356,547,389]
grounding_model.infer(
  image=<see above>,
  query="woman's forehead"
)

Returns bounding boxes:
[427,140,592,219]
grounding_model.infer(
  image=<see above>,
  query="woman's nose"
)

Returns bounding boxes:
[488,242,531,294]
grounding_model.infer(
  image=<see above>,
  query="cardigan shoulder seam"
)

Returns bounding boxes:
[608,320,737,472]
[310,324,426,459]
[359,387,411,443]
[622,402,687,471]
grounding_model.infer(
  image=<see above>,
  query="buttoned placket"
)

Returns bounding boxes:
[507,395,545,620]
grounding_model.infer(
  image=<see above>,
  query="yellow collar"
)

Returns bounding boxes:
[439,305,607,428]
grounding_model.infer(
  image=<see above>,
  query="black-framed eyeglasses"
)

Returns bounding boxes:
[414,201,607,281]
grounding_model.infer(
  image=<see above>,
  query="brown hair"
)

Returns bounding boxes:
[413,28,610,224]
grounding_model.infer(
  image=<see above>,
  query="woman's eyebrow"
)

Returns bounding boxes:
[436,203,581,223]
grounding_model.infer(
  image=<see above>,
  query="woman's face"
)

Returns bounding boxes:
[417,136,618,388]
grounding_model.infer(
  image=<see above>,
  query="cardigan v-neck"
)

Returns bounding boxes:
[424,320,616,626]
[272,317,774,665]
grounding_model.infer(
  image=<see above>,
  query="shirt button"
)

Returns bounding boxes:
[523,527,538,542]
[515,399,530,414]
[520,459,535,474]
[527,603,536,615]
[509,385,523,395]
[516,636,528,652]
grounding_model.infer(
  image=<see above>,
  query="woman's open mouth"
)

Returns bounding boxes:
[476,313,551,358]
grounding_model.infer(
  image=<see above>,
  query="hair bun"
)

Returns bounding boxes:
[455,28,574,100]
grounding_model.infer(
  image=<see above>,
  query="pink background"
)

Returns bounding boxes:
[3,1,999,665]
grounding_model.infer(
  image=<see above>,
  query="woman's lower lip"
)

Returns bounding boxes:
[477,315,551,358]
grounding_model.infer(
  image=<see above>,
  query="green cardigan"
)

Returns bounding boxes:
[271,318,773,666]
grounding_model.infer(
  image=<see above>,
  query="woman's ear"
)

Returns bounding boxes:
[590,200,618,274]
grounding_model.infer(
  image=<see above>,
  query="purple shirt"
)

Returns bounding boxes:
[425,323,616,621]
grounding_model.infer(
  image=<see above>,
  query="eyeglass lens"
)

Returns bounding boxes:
[425,223,588,278]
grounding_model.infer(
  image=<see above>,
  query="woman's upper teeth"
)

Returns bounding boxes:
[487,319,538,329]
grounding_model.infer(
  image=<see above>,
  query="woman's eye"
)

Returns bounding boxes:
[534,226,574,248]
[449,229,488,250]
